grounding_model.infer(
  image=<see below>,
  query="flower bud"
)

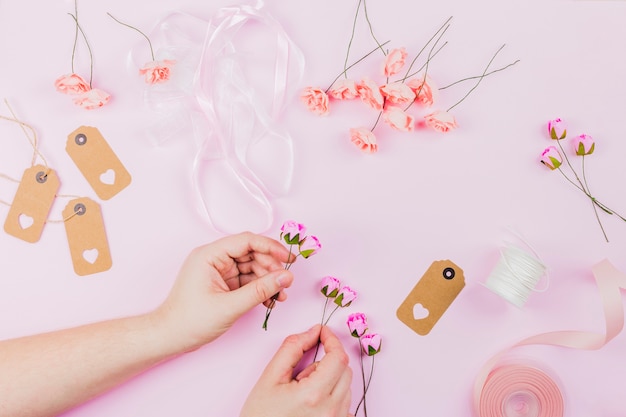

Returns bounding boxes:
[572,134,595,156]
[299,235,321,258]
[547,118,567,140]
[280,220,306,245]
[540,146,562,170]
[347,312,368,338]
[320,276,341,298]
[334,285,357,307]
[361,333,382,356]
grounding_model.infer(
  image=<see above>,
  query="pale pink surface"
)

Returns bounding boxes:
[1,1,626,417]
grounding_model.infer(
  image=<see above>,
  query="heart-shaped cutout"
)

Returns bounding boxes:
[18,213,34,230]
[100,169,116,185]
[83,248,99,264]
[413,303,430,320]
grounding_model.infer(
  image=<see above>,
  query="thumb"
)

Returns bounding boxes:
[229,269,294,317]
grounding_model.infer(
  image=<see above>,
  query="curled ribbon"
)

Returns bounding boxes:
[474,259,626,416]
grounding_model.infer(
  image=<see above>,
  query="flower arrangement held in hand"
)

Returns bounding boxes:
[262,220,322,330]
[347,312,381,417]
[541,118,626,242]
[300,0,519,153]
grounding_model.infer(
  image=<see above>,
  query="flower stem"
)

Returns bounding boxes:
[312,297,330,362]
[107,12,155,61]
[262,245,294,330]
[68,13,93,88]
[343,0,363,78]
[439,59,520,90]
[582,155,609,242]
[71,0,78,73]
[322,305,340,326]
[401,16,453,82]
[325,40,391,93]
[362,0,386,56]
[354,339,366,416]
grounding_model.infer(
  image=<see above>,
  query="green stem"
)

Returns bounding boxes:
[582,155,609,242]
[401,16,453,82]
[312,297,330,363]
[262,245,295,330]
[362,0,386,56]
[325,40,391,93]
[71,0,78,73]
[322,305,340,326]
[439,59,520,90]
[68,13,93,88]
[354,340,366,416]
[343,0,363,78]
[107,12,155,61]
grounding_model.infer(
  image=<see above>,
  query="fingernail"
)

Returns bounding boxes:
[276,272,289,287]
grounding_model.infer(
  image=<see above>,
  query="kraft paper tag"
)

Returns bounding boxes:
[3,165,60,243]
[66,126,131,200]
[63,197,112,276]
[397,260,466,335]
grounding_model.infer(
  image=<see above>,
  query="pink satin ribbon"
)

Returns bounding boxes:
[474,259,626,416]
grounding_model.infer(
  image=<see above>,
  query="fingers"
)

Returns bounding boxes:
[263,325,321,384]
[227,269,294,317]
[203,232,293,268]
[301,326,350,394]
[294,361,318,381]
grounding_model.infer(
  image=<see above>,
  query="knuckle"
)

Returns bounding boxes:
[254,281,270,302]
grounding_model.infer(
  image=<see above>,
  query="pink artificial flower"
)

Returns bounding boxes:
[300,86,330,116]
[72,88,111,110]
[350,127,378,153]
[541,146,563,170]
[383,47,408,77]
[281,220,306,245]
[321,276,341,298]
[383,106,415,132]
[548,118,567,140]
[361,333,382,356]
[139,59,175,84]
[347,312,368,338]
[54,73,91,95]
[424,110,458,133]
[380,82,416,105]
[572,133,595,156]
[407,76,438,107]
[334,285,357,307]
[299,235,321,258]
[356,77,384,111]
[329,78,359,100]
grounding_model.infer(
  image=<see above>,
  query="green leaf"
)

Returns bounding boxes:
[300,249,315,258]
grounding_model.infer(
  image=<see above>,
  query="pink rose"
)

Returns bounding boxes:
[321,276,341,298]
[424,110,458,133]
[299,235,321,258]
[361,333,382,356]
[334,285,357,307]
[54,73,91,95]
[347,312,368,338]
[380,82,416,105]
[548,118,567,140]
[541,146,562,170]
[407,76,437,107]
[300,87,330,116]
[383,47,407,77]
[280,220,306,245]
[383,106,415,132]
[139,59,176,84]
[573,134,595,156]
[329,78,359,100]
[356,77,384,111]
[72,89,111,110]
[349,127,378,153]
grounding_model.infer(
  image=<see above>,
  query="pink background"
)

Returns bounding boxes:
[1,0,626,416]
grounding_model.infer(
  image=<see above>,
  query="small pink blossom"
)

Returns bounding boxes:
[329,78,359,100]
[349,127,378,153]
[72,89,111,110]
[383,106,415,132]
[380,82,416,105]
[321,276,341,298]
[356,77,384,111]
[573,134,595,156]
[361,333,382,356]
[299,235,321,258]
[139,59,176,84]
[54,73,91,95]
[300,87,330,116]
[541,146,562,170]
[407,76,438,107]
[334,285,357,307]
[347,312,368,338]
[280,220,306,244]
[548,118,567,140]
[383,47,408,77]
[424,110,458,133]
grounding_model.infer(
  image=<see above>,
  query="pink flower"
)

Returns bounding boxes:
[541,146,562,170]
[356,77,384,111]
[139,59,175,84]
[380,82,416,105]
[329,78,359,100]
[383,106,415,132]
[347,312,368,338]
[407,76,437,107]
[548,118,567,140]
[334,285,357,307]
[321,276,341,298]
[361,333,382,356]
[349,127,378,153]
[573,133,595,156]
[54,73,91,95]
[280,220,306,245]
[383,47,408,77]
[424,110,458,133]
[72,89,111,110]
[300,87,330,116]
[299,235,321,258]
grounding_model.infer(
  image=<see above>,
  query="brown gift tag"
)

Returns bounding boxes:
[63,197,112,276]
[397,260,466,335]
[3,165,60,243]
[66,126,131,200]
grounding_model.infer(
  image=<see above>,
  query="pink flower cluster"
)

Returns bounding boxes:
[320,276,357,308]
[54,73,110,110]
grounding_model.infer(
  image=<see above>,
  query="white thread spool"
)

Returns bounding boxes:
[483,243,548,308]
